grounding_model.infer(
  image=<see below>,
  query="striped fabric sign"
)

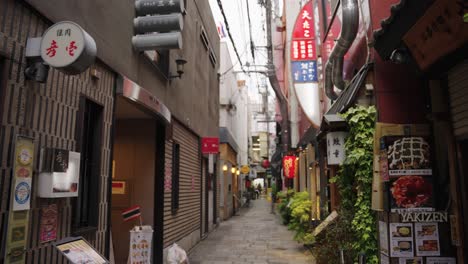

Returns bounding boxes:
[122,205,141,222]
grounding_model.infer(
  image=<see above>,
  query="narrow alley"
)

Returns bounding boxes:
[189,198,315,264]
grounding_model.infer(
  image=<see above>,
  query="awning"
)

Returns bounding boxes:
[318,63,372,136]
[297,126,317,148]
[219,127,239,153]
[116,76,171,123]
[373,0,434,60]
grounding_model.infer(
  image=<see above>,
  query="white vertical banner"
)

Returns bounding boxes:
[208,154,214,174]
[326,132,348,165]
[129,226,153,264]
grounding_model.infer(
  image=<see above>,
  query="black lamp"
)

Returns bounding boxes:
[169,58,187,79]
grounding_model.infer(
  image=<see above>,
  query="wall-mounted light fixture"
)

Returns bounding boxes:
[223,164,228,172]
[236,170,240,176]
[169,58,187,79]
[231,167,236,174]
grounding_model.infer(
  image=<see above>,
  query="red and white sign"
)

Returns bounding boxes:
[41,22,86,67]
[291,2,316,61]
[40,21,96,74]
[201,137,219,154]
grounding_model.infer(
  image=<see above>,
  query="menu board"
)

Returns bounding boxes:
[380,136,434,212]
[379,221,389,256]
[390,223,414,258]
[55,237,108,264]
[415,223,440,256]
[129,226,153,264]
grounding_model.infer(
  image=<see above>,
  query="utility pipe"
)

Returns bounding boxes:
[325,0,359,100]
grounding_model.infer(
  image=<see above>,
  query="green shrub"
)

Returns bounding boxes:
[277,189,295,225]
[288,191,313,245]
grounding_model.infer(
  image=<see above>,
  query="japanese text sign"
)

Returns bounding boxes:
[41,22,85,67]
[40,21,97,75]
[292,61,318,83]
[291,2,316,62]
[292,3,315,39]
[201,137,219,154]
[326,132,348,165]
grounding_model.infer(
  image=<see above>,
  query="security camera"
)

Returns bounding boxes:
[390,49,408,64]
[24,62,49,83]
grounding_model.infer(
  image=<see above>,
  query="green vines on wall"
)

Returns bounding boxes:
[331,105,378,263]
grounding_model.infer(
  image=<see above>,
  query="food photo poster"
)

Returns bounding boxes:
[380,136,434,212]
[390,223,414,258]
[415,223,440,256]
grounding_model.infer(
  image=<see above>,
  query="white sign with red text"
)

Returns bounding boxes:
[40,21,96,74]
[41,22,85,68]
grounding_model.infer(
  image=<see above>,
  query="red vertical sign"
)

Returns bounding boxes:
[291,2,316,61]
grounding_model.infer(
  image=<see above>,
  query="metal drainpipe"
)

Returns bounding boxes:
[325,0,359,100]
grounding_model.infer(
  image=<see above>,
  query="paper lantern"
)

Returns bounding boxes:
[262,159,270,168]
[282,155,297,179]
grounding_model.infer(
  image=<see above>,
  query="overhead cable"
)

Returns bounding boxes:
[217,0,247,74]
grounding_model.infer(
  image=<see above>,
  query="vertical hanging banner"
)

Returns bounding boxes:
[290,1,320,127]
[5,136,35,263]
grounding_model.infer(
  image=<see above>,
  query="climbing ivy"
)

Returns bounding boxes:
[331,105,378,263]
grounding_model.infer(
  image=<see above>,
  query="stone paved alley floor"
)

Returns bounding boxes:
[189,198,315,264]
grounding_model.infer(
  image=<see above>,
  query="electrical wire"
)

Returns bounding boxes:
[217,0,247,74]
[245,0,255,62]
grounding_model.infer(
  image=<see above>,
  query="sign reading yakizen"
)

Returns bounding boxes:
[40,21,97,74]
[400,211,448,223]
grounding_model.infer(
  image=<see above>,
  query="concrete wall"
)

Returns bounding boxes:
[25,0,220,138]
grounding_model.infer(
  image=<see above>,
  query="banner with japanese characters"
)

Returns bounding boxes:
[290,1,321,127]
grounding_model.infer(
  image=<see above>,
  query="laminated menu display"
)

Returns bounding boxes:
[55,237,108,264]
[390,223,414,258]
[415,223,440,256]
[380,136,434,212]
[129,226,153,264]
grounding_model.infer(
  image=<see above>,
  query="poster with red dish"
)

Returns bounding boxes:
[380,136,434,212]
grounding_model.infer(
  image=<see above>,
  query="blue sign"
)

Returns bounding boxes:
[292,61,317,83]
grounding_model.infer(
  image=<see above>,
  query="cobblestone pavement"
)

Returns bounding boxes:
[188,198,315,264]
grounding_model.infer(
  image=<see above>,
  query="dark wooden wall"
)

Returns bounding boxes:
[0,0,115,262]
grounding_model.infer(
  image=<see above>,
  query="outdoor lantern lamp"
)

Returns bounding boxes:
[169,58,187,79]
[222,164,228,171]
[282,155,297,179]
[236,170,240,176]
[231,167,236,174]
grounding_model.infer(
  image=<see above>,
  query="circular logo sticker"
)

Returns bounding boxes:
[15,181,31,205]
[18,148,33,166]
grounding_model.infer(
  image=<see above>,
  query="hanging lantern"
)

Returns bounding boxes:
[262,159,270,168]
[282,155,297,179]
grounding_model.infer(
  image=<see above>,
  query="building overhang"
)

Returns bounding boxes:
[219,127,239,154]
[116,75,171,124]
[373,0,468,74]
[317,63,372,139]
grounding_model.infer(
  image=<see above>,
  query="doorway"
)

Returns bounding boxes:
[457,139,468,255]
[111,97,162,263]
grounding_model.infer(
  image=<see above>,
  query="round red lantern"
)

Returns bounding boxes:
[262,159,270,168]
[282,155,297,179]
